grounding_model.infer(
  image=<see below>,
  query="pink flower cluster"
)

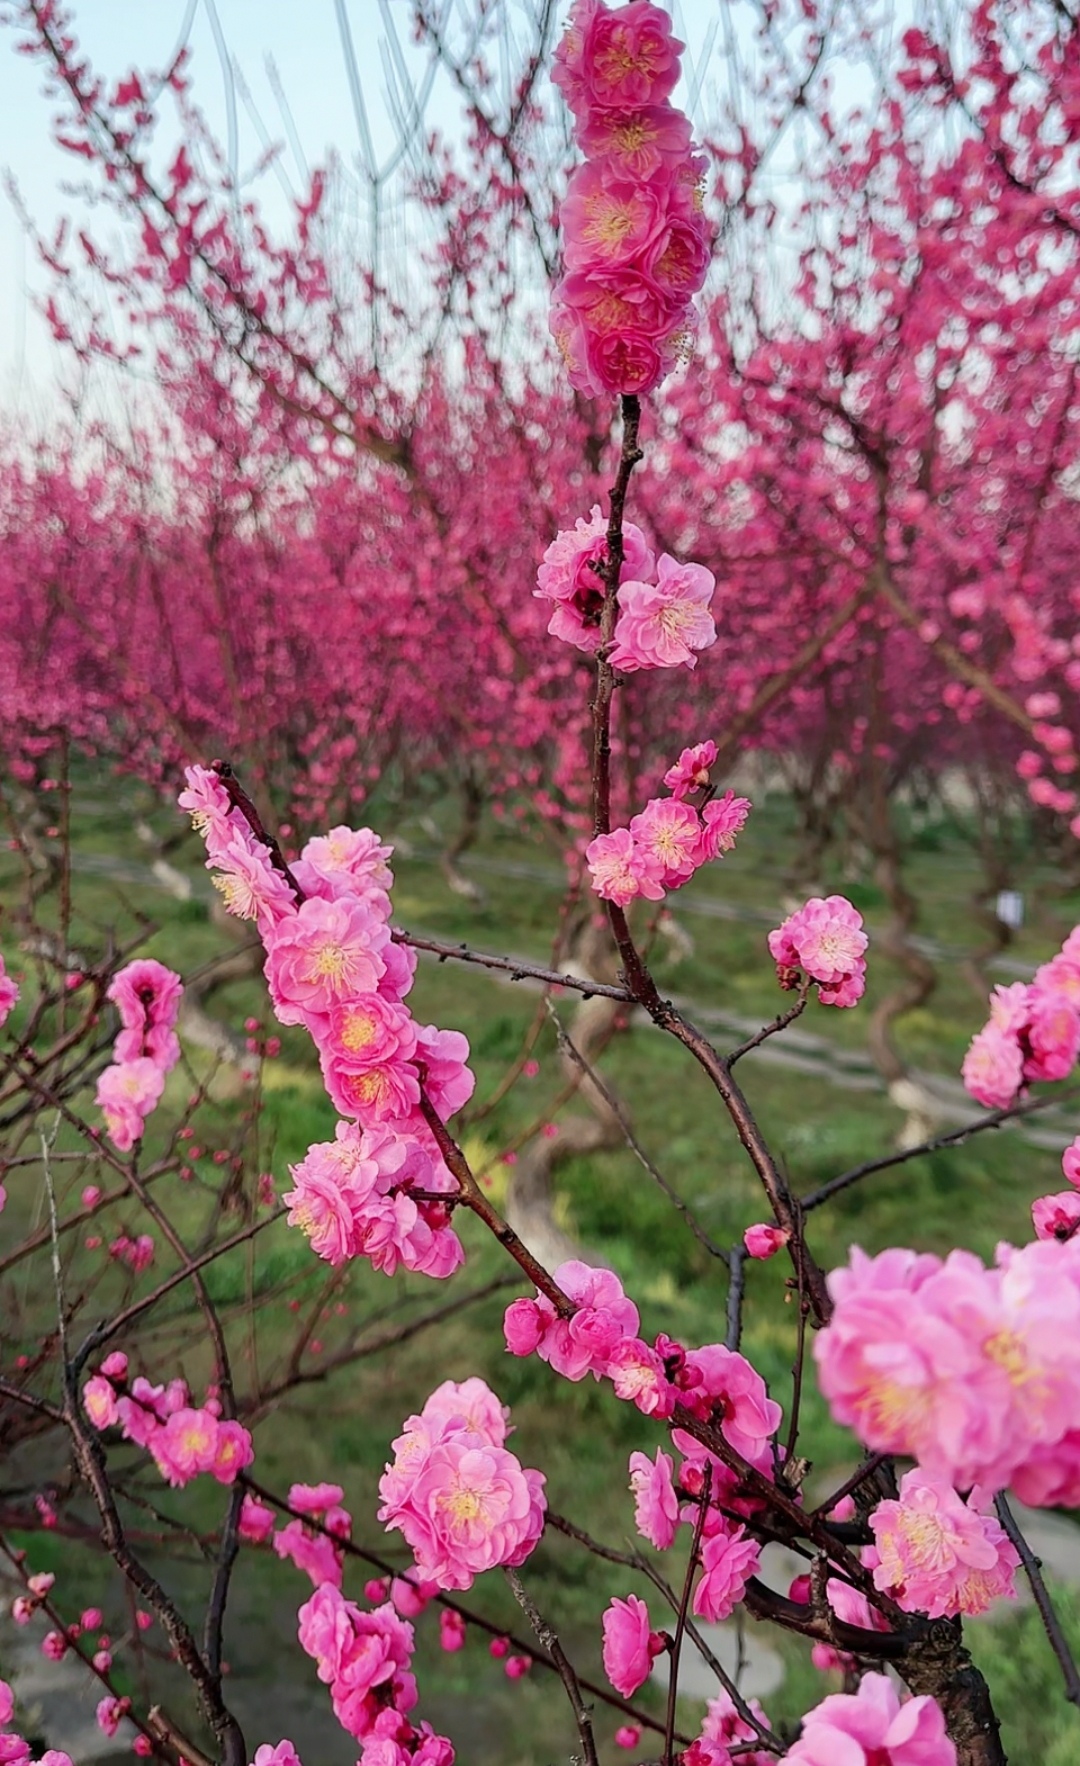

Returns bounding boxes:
[585,745,749,907]
[778,1674,955,1766]
[867,1469,1018,1618]
[95,958,183,1149]
[768,895,868,1008]
[180,766,470,1279]
[297,1582,453,1763]
[684,1690,774,1766]
[284,1121,462,1280]
[550,0,711,397]
[506,1261,783,1625]
[241,1483,353,1590]
[815,1238,1080,1500]
[81,1352,253,1489]
[378,1379,546,1591]
[962,930,1080,1108]
[0,955,19,1029]
[535,510,716,668]
[0,1679,73,1766]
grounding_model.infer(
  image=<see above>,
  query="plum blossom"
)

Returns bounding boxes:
[868,1469,1018,1618]
[601,1593,666,1697]
[768,895,867,1008]
[535,505,654,652]
[628,1448,679,1549]
[95,1058,165,1150]
[264,896,389,1022]
[585,827,664,906]
[663,740,717,798]
[779,1674,955,1766]
[1032,1190,1080,1241]
[693,1518,761,1622]
[503,1259,639,1381]
[610,556,716,671]
[378,1380,545,1591]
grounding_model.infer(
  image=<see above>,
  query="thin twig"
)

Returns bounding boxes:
[665,1465,711,1766]
[802,1091,1071,1213]
[505,1568,599,1766]
[546,999,729,1264]
[995,1493,1080,1709]
[395,929,634,1003]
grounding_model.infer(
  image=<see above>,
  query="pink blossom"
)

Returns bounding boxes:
[274,1519,343,1589]
[607,1337,674,1415]
[629,1448,679,1548]
[251,1746,303,1766]
[264,896,389,1023]
[82,1374,119,1429]
[289,1481,345,1515]
[585,827,664,906]
[95,1057,166,1149]
[962,1022,1024,1109]
[380,1436,544,1591]
[569,1,684,112]
[41,1632,67,1661]
[629,797,701,886]
[439,1610,466,1652]
[680,1344,782,1461]
[293,826,393,906]
[178,765,234,861]
[869,1469,1018,1618]
[152,1407,220,1486]
[615,1726,642,1750]
[535,505,654,654]
[509,1259,640,1382]
[561,162,670,274]
[1033,1190,1080,1242]
[693,1518,761,1622]
[744,1223,789,1260]
[211,830,298,933]
[663,741,717,799]
[0,1685,12,1727]
[768,895,867,1008]
[417,1378,509,1447]
[601,1593,664,1697]
[101,1351,127,1379]
[96,1698,127,1740]
[1063,1137,1080,1188]
[578,105,693,180]
[413,1023,475,1118]
[611,555,716,671]
[1025,986,1080,1082]
[696,792,751,863]
[779,1673,955,1766]
[239,1495,276,1544]
[108,958,183,1064]
[211,1419,253,1483]
[390,1577,439,1618]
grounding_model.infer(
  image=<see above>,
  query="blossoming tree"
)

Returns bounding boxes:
[5,5,1080,1766]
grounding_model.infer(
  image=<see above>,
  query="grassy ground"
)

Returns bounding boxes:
[1,769,1078,1763]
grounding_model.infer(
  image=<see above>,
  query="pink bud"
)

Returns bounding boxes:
[743,1222,790,1260]
[81,1185,102,1208]
[504,1654,531,1679]
[615,1726,642,1749]
[364,1578,389,1603]
[439,1610,467,1653]
[489,1635,511,1658]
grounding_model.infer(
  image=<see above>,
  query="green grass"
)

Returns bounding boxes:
[1,766,1079,1763]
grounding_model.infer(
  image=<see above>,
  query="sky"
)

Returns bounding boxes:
[0,0,731,423]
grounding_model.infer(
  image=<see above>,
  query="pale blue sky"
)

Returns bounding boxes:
[0,0,843,419]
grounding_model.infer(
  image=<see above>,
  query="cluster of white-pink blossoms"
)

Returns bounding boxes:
[0,1679,73,1766]
[95,957,183,1149]
[81,1351,253,1489]
[378,1378,546,1593]
[586,741,749,906]
[179,765,469,1280]
[962,925,1080,1108]
[536,507,716,666]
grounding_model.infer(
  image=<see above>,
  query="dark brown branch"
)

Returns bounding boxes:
[665,1464,710,1766]
[393,928,634,1003]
